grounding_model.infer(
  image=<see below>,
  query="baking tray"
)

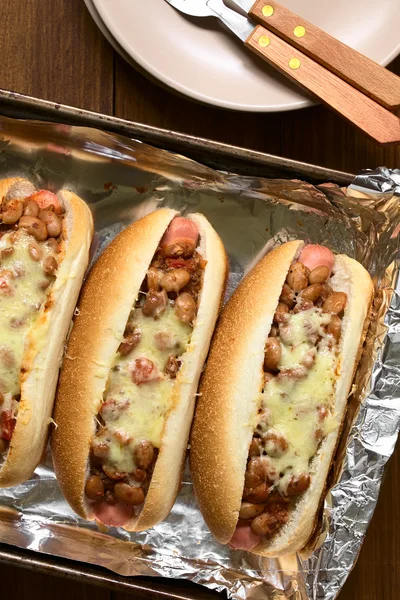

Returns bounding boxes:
[0,88,355,598]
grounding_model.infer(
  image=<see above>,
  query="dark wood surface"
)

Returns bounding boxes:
[0,1,399,598]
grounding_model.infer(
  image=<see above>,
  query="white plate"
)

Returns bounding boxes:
[90,0,400,113]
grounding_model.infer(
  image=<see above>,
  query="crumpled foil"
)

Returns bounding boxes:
[0,115,399,600]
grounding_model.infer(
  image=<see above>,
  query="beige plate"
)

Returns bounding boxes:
[89,0,400,113]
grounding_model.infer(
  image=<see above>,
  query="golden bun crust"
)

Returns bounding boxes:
[0,181,94,487]
[190,242,374,555]
[52,209,228,531]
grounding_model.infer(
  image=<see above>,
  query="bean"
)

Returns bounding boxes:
[0,247,13,260]
[309,265,330,284]
[277,366,308,381]
[273,302,289,324]
[243,483,271,504]
[85,475,105,500]
[264,337,281,371]
[142,290,168,319]
[38,209,62,238]
[327,314,342,340]
[293,299,314,314]
[18,216,48,241]
[2,199,24,224]
[114,482,145,506]
[175,292,196,324]
[91,440,110,459]
[286,262,309,292]
[118,330,141,356]
[279,283,295,308]
[286,473,311,496]
[239,502,265,520]
[133,440,155,470]
[133,469,147,482]
[250,511,284,537]
[248,437,262,457]
[0,438,9,454]
[43,255,58,276]
[147,267,161,290]
[300,283,323,303]
[262,429,288,457]
[323,292,347,315]
[102,464,127,480]
[256,408,272,431]
[160,268,191,293]
[23,201,40,218]
[38,279,51,291]
[28,242,43,262]
[165,354,179,378]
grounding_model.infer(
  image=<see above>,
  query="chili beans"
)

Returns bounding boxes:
[263,337,281,372]
[286,473,311,496]
[323,292,347,315]
[18,216,48,241]
[2,199,24,224]
[114,483,145,506]
[175,292,196,324]
[239,502,265,520]
[327,315,342,340]
[300,283,323,303]
[85,475,105,500]
[160,268,191,293]
[42,255,58,276]
[286,262,308,292]
[23,200,40,218]
[309,265,330,284]
[279,283,295,308]
[118,330,141,356]
[142,290,168,318]
[28,242,43,262]
[273,302,289,324]
[134,440,155,470]
[165,355,179,378]
[38,209,62,238]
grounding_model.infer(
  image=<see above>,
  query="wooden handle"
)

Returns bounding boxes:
[245,26,400,146]
[248,0,400,110]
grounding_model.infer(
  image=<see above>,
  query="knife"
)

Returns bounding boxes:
[230,0,400,110]
[165,0,400,145]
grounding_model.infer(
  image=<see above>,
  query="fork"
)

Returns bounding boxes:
[164,0,400,146]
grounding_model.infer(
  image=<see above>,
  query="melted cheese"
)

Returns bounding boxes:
[260,308,339,492]
[101,303,192,473]
[0,230,56,398]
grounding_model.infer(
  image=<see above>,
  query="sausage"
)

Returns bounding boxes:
[25,190,62,214]
[298,244,334,276]
[228,523,262,550]
[92,500,134,527]
[159,217,199,257]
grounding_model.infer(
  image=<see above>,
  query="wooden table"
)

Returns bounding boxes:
[0,1,399,598]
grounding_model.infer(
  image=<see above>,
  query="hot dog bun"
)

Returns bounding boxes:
[52,208,228,531]
[0,178,93,487]
[190,241,373,556]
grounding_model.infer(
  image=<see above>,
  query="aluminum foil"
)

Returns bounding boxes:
[0,114,399,600]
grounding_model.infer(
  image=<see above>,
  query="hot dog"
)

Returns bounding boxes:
[190,240,373,556]
[0,177,93,487]
[52,208,228,531]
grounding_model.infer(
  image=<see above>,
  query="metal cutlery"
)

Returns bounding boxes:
[164,0,400,145]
